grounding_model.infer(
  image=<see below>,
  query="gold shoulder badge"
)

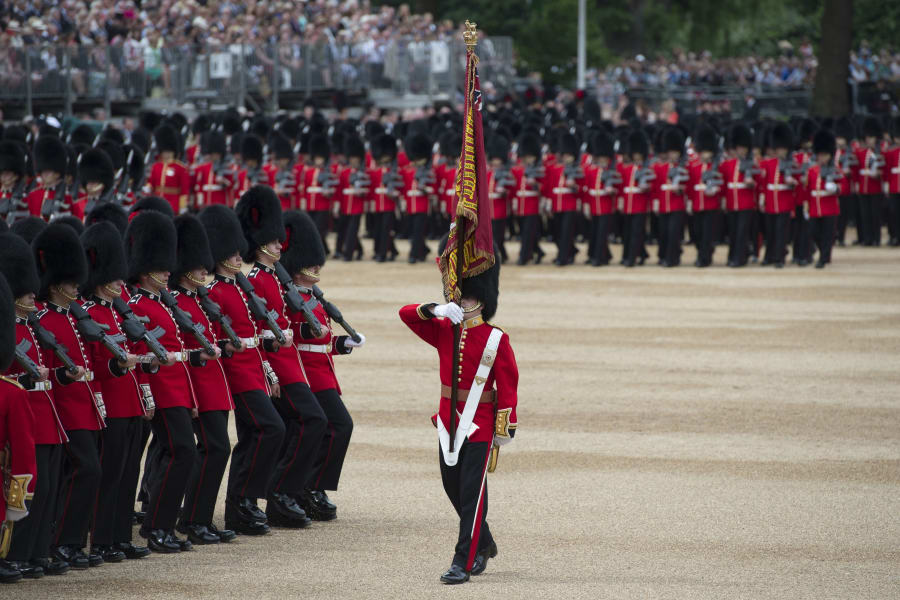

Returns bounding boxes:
[0,375,25,390]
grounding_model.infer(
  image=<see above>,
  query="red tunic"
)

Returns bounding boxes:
[36,303,104,431]
[337,166,369,216]
[7,318,67,444]
[84,298,145,419]
[186,144,200,166]
[172,288,233,412]
[192,161,235,208]
[650,162,687,213]
[290,288,349,394]
[0,376,37,522]
[246,264,307,386]
[437,165,458,218]
[580,164,616,216]
[25,185,77,220]
[510,165,542,217]
[853,147,884,195]
[366,166,398,213]
[488,169,511,220]
[302,165,337,212]
[882,146,900,195]
[719,158,757,211]
[686,159,721,212]
[147,160,191,214]
[127,289,197,410]
[541,163,581,213]
[206,274,269,395]
[399,305,518,445]
[758,157,796,214]
[617,163,650,214]
[803,165,847,218]
[399,165,433,215]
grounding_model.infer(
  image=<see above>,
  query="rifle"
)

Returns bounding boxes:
[234,272,288,345]
[315,165,339,195]
[414,164,436,190]
[41,180,71,220]
[3,178,36,225]
[701,137,726,189]
[195,285,243,350]
[348,167,370,191]
[601,161,623,187]
[636,158,656,188]
[68,302,129,364]
[493,166,516,195]
[27,313,79,375]
[111,296,168,363]
[739,157,761,181]
[158,289,218,356]
[14,339,42,382]
[273,262,323,338]
[311,284,362,343]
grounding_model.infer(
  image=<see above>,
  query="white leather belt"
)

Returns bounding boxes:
[517,190,538,197]
[811,190,835,197]
[727,183,747,189]
[201,184,224,191]
[297,343,329,354]
[588,189,612,196]
[29,380,52,392]
[407,190,427,196]
[169,351,187,363]
[892,167,900,174]
[306,186,328,193]
[344,189,368,195]
[374,187,395,194]
[767,184,790,191]
[240,336,259,349]
[75,370,94,382]
[694,184,708,190]
[624,186,642,193]
[552,187,575,194]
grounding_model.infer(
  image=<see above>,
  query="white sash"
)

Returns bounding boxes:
[437,327,503,466]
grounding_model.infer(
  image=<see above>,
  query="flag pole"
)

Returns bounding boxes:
[448,21,479,453]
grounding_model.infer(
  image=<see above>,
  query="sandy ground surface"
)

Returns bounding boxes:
[19,238,900,600]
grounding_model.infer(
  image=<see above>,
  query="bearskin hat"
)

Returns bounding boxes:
[627,129,649,157]
[52,215,85,236]
[10,217,47,245]
[241,134,264,164]
[201,131,227,157]
[192,113,212,136]
[436,234,500,322]
[813,129,836,156]
[797,118,818,145]
[250,116,271,141]
[95,139,124,172]
[343,135,365,160]
[34,135,67,174]
[81,222,127,295]
[86,202,129,236]
[235,185,285,261]
[124,210,177,281]
[487,136,510,162]
[309,134,331,161]
[0,233,40,298]
[862,116,882,139]
[727,123,753,150]
[173,214,214,283]
[588,131,615,159]
[405,133,432,162]
[834,117,856,142]
[130,128,152,155]
[693,124,718,154]
[269,132,294,161]
[372,134,397,161]
[2,125,27,145]
[33,222,88,299]
[130,195,175,219]
[517,132,542,159]
[769,122,794,150]
[154,124,180,154]
[0,140,25,175]
[139,111,163,133]
[661,126,685,154]
[0,274,15,372]
[280,210,326,274]
[100,126,125,146]
[278,117,301,142]
[558,132,580,158]
[123,144,145,191]
[78,148,115,192]
[198,205,248,264]
[439,131,463,159]
[68,123,96,146]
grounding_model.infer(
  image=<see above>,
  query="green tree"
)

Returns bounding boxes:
[812,0,853,116]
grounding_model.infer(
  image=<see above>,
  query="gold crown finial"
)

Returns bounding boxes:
[463,20,478,50]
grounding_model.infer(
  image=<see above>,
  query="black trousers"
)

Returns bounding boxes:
[764,212,791,265]
[137,419,153,504]
[491,218,508,262]
[439,440,494,572]
[333,214,348,256]
[182,410,231,526]
[887,193,900,242]
[146,406,197,532]
[726,210,752,266]
[92,416,144,545]
[408,213,428,261]
[517,214,541,264]
[658,211,685,266]
[269,382,326,495]
[54,429,101,548]
[792,215,811,262]
[554,211,577,264]
[309,210,331,253]
[810,215,837,264]
[373,212,394,259]
[310,389,353,491]
[229,390,285,500]
[342,214,363,259]
[857,194,881,245]
[694,210,718,266]
[7,443,63,560]
[837,194,857,243]
[622,213,646,264]
[589,215,611,265]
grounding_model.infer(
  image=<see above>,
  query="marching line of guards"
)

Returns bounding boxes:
[2,109,900,272]
[0,184,363,583]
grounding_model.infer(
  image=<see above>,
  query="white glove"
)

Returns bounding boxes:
[345,332,366,348]
[6,507,28,522]
[493,434,513,447]
[652,199,660,214]
[433,302,463,324]
[825,181,838,194]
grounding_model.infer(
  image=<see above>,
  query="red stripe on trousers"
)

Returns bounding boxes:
[465,446,492,571]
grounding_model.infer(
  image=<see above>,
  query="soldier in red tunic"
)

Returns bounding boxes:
[281,211,363,520]
[198,205,285,536]
[366,134,401,262]
[0,273,38,584]
[146,125,190,216]
[650,126,688,267]
[486,135,513,263]
[0,234,68,578]
[853,117,885,246]
[0,140,31,224]
[882,116,900,246]
[758,123,797,268]
[79,223,151,562]
[192,132,233,210]
[686,124,722,267]
[802,129,849,268]
[32,224,104,570]
[170,215,237,545]
[264,133,300,212]
[719,124,758,267]
[301,135,338,255]
[337,135,369,261]
[76,148,116,217]
[124,211,200,554]
[581,131,619,266]
[617,129,653,267]
[237,188,322,528]
[26,136,73,222]
[541,132,584,266]
[400,133,435,264]
[510,132,545,265]
[399,255,517,584]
